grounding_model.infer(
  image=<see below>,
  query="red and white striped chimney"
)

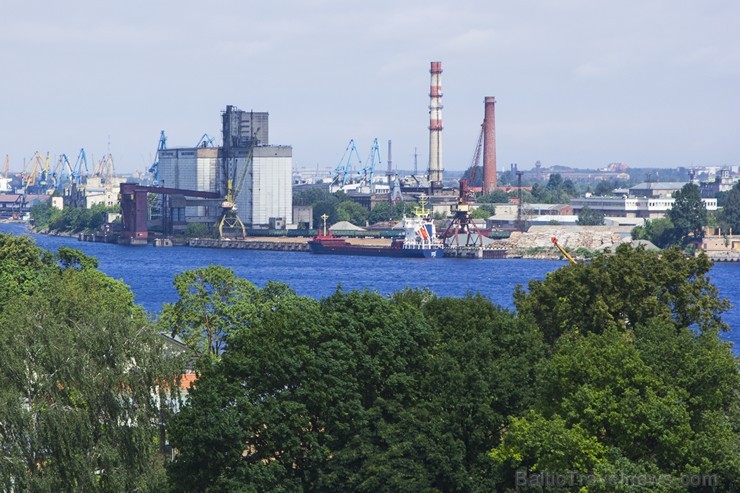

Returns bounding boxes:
[483,96,497,194]
[428,61,444,190]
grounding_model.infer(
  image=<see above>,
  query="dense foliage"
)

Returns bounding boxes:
[166,247,737,492]
[632,217,676,248]
[1,231,737,492]
[294,187,420,227]
[30,201,120,234]
[498,245,738,491]
[528,173,579,204]
[167,288,544,492]
[717,182,740,233]
[576,205,605,225]
[0,234,178,492]
[668,183,708,245]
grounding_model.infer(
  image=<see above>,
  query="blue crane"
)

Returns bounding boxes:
[71,148,89,185]
[361,138,382,193]
[195,133,216,148]
[333,139,362,189]
[149,130,167,186]
[52,154,73,188]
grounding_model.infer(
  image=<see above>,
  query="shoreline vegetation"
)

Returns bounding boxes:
[0,230,737,492]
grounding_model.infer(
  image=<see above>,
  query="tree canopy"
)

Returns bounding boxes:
[0,234,178,492]
[495,244,739,491]
[718,182,740,234]
[167,288,544,492]
[668,183,708,245]
[1,231,737,492]
[576,205,605,225]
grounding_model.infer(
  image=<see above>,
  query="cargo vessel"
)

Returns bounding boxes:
[308,197,445,258]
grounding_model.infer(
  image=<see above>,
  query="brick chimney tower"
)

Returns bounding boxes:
[483,96,497,194]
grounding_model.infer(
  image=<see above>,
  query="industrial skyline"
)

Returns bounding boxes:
[1,0,738,174]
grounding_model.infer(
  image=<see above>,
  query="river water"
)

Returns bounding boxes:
[1,222,738,354]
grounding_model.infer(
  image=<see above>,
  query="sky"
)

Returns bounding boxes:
[1,0,739,175]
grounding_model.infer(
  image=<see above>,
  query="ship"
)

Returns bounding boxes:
[308,196,445,258]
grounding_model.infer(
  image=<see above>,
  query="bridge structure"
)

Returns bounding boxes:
[119,183,221,245]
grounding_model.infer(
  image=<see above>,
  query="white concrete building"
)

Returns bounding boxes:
[236,146,293,226]
[158,145,293,228]
[570,196,717,219]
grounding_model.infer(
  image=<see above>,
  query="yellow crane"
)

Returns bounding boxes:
[551,236,576,265]
[218,138,256,239]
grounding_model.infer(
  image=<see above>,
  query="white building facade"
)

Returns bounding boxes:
[158,145,293,228]
[571,196,718,219]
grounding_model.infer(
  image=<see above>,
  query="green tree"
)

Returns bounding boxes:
[185,222,210,238]
[478,189,509,204]
[594,180,615,196]
[367,201,410,224]
[576,205,605,225]
[167,289,434,491]
[470,204,494,219]
[168,286,545,492]
[158,266,260,361]
[514,244,730,345]
[335,200,369,226]
[631,217,675,248]
[495,245,739,491]
[546,173,564,190]
[0,236,177,492]
[668,183,708,245]
[717,182,740,233]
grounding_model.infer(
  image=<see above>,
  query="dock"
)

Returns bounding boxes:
[188,238,310,252]
[444,246,508,259]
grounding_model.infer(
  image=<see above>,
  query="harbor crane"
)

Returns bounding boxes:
[23,151,45,189]
[52,154,73,188]
[331,139,362,190]
[360,138,382,193]
[466,124,484,189]
[195,133,217,148]
[71,148,89,185]
[94,153,116,186]
[149,130,167,186]
[218,133,257,239]
[551,237,577,265]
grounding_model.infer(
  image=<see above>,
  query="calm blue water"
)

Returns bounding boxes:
[2,222,738,354]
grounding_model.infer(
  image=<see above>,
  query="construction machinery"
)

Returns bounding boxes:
[94,153,116,186]
[359,138,382,193]
[149,131,167,186]
[23,151,44,189]
[218,136,256,239]
[551,237,576,265]
[466,124,484,189]
[52,154,73,188]
[71,148,89,185]
[331,139,362,191]
[442,179,487,247]
[195,133,217,148]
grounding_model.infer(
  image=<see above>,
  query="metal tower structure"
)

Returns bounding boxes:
[148,131,167,186]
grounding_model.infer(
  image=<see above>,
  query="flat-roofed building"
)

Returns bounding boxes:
[571,196,717,219]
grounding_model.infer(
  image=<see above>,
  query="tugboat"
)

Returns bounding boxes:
[308,195,445,258]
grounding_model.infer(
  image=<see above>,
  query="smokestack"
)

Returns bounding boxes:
[428,61,443,192]
[483,96,497,194]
